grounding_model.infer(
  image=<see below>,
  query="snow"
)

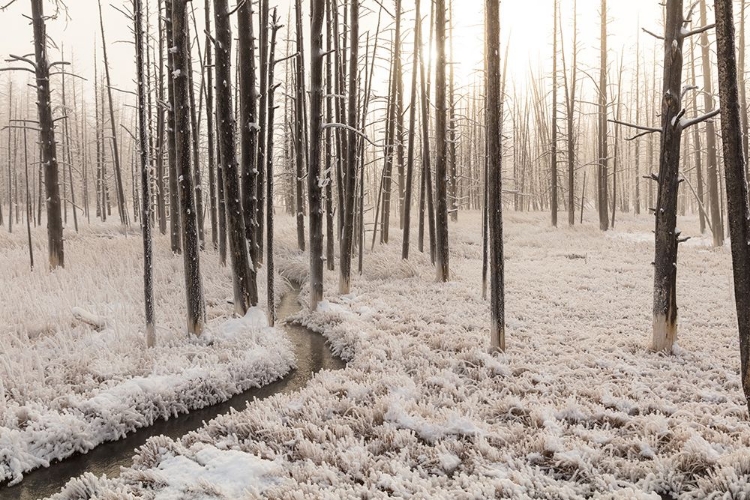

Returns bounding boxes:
[0,222,295,486]
[14,211,750,498]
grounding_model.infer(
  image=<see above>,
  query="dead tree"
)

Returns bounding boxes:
[551,0,558,227]
[256,0,270,263]
[339,0,359,294]
[624,0,720,352]
[293,0,307,252]
[598,0,609,231]
[204,0,217,248]
[98,0,128,225]
[401,0,420,259]
[156,2,167,235]
[215,0,257,313]
[166,0,181,253]
[173,0,205,335]
[309,0,325,308]
[135,0,155,346]
[713,0,750,414]
[435,0,450,281]
[486,0,504,350]
[238,0,259,268]
[700,0,724,247]
[266,9,281,326]
[561,0,578,225]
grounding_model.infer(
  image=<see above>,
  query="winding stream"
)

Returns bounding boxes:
[2,286,344,500]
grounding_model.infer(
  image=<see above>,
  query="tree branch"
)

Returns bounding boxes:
[642,27,664,41]
[683,23,715,37]
[680,108,721,129]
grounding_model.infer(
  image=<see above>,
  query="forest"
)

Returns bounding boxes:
[1,0,750,498]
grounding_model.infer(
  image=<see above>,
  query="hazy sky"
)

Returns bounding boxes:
[0,0,676,106]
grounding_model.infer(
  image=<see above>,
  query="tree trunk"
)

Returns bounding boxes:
[598,0,609,231]
[339,0,358,294]
[551,0,558,227]
[714,0,750,415]
[256,0,270,263]
[172,0,205,335]
[135,0,156,346]
[652,0,690,353]
[266,11,280,326]
[402,0,420,259]
[215,0,258,313]
[486,0,505,351]
[700,0,725,246]
[31,0,64,269]
[98,0,128,225]
[239,0,259,269]
[309,0,325,308]
[204,0,217,248]
[166,0,182,253]
[435,0,450,281]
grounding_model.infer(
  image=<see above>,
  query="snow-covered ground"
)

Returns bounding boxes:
[18,211,750,499]
[0,222,296,486]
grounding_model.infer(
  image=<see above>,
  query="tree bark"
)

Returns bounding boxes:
[135,0,156,346]
[309,0,326,308]
[598,0,609,231]
[173,0,205,335]
[486,0,504,350]
[31,0,64,269]
[401,0,420,259]
[714,0,750,414]
[435,0,450,281]
[339,0,358,293]
[214,0,258,313]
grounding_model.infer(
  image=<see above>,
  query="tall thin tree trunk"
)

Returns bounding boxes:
[135,0,156,346]
[435,0,450,281]
[204,0,217,248]
[598,0,609,231]
[701,0,725,246]
[215,0,257,312]
[31,0,64,268]
[98,0,128,225]
[402,0,421,259]
[309,0,326,308]
[173,0,205,334]
[714,0,750,415]
[339,0,358,294]
[486,0,504,350]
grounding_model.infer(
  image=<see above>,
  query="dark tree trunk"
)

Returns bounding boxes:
[714,0,750,414]
[700,0,724,247]
[339,0,358,294]
[551,0,558,227]
[166,0,182,253]
[215,0,257,313]
[435,0,450,281]
[309,0,326,308]
[239,0,259,267]
[185,20,204,248]
[401,0,420,259]
[31,0,64,269]
[173,0,205,335]
[294,0,307,252]
[486,0,504,350]
[135,0,156,346]
[652,0,689,352]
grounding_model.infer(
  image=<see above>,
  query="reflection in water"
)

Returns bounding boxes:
[3,288,344,500]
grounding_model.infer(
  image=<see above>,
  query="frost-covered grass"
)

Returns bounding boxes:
[49,211,750,498]
[0,222,295,486]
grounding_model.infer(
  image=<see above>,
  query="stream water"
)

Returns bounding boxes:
[2,286,345,500]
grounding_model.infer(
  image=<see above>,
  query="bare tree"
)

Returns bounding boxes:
[339,0,359,293]
[309,0,325,308]
[401,0,420,259]
[598,0,609,231]
[134,0,155,346]
[98,0,128,225]
[486,0,504,350]
[173,0,205,335]
[215,0,257,314]
[435,0,449,281]
[713,0,750,413]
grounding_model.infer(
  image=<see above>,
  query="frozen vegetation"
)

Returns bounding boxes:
[0,223,295,486]
[43,212,750,499]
